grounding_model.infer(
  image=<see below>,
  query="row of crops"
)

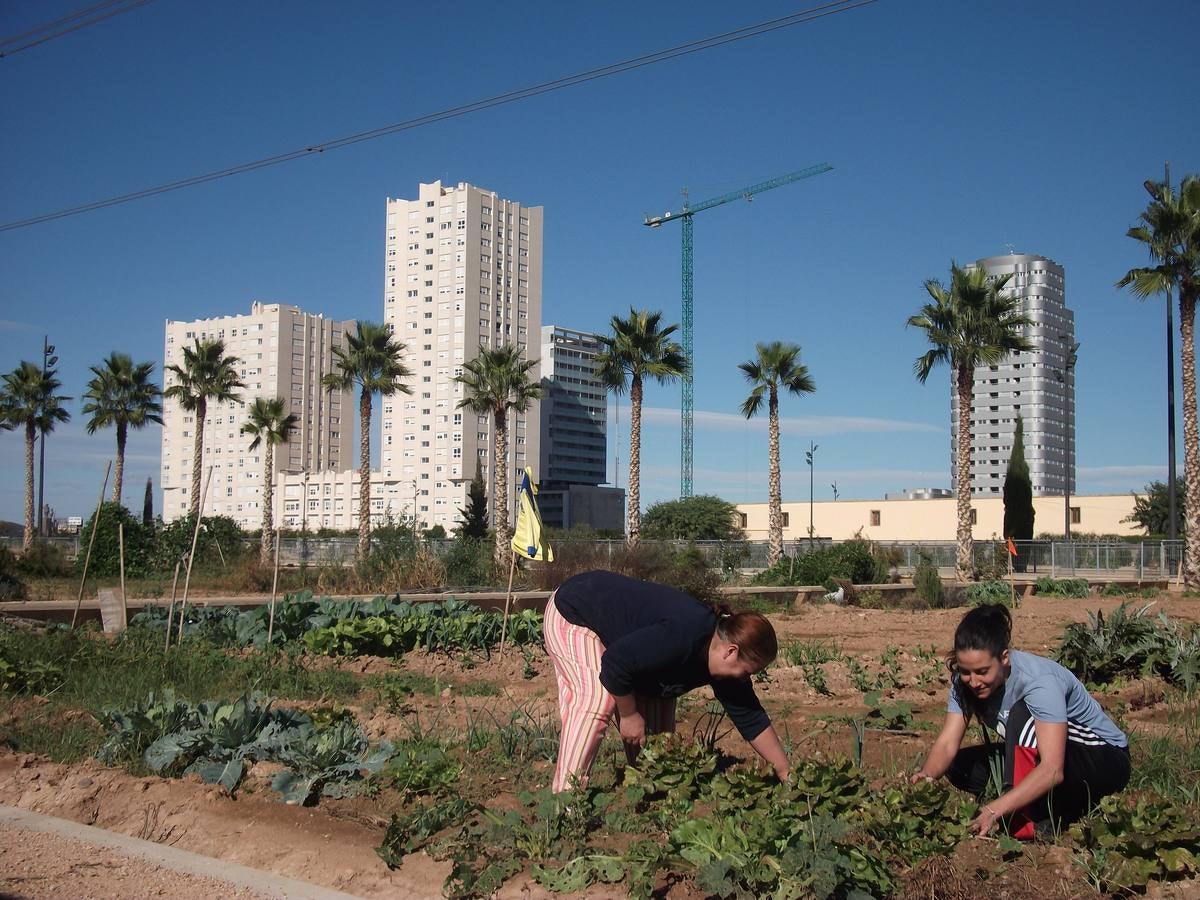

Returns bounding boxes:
[130,591,544,656]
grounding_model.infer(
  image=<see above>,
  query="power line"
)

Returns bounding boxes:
[0,0,151,58]
[1,0,877,233]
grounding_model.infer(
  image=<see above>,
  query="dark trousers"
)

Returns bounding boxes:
[947,700,1130,835]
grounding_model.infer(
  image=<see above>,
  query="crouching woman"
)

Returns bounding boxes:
[912,604,1130,838]
[544,569,790,793]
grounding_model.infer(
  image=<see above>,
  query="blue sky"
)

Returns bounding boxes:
[2,0,1198,523]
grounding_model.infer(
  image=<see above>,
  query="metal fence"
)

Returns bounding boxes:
[2,534,1185,582]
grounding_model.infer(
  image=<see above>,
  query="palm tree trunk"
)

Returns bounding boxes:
[493,407,510,567]
[955,364,974,581]
[358,388,372,562]
[1180,290,1200,587]
[23,419,35,551]
[627,375,643,549]
[767,387,783,567]
[113,422,127,506]
[261,441,274,565]
[190,399,206,520]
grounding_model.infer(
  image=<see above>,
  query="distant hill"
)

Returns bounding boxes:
[0,521,22,539]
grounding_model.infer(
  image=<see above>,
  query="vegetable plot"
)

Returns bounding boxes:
[95,690,392,804]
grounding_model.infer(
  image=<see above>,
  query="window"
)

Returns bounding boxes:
[1070,506,1081,525]
[737,513,747,528]
[870,510,881,526]
[970,509,978,525]
[781,512,790,528]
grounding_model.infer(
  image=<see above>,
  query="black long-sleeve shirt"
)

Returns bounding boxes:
[552,570,771,741]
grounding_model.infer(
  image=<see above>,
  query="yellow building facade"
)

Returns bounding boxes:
[735,494,1140,542]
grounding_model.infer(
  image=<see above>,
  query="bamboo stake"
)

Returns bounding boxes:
[267,528,281,645]
[164,559,182,652]
[499,550,517,654]
[71,461,112,630]
[118,523,128,629]
[177,466,213,644]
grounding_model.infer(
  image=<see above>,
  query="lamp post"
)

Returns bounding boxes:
[1056,336,1079,541]
[37,335,58,538]
[403,479,419,544]
[1146,167,1178,543]
[805,441,818,546]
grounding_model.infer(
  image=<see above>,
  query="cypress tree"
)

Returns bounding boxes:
[1002,416,1035,572]
[458,462,489,540]
[142,476,154,526]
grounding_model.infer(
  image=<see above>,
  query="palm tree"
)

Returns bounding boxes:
[1119,174,1200,585]
[454,343,543,566]
[595,309,687,548]
[241,397,298,564]
[164,338,245,520]
[322,321,412,559]
[82,353,163,507]
[738,342,816,567]
[908,262,1034,581]
[0,361,71,550]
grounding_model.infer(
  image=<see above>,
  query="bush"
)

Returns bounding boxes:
[0,546,28,600]
[912,553,943,607]
[151,514,247,572]
[77,502,155,578]
[17,540,71,578]
[961,580,1013,608]
[753,540,877,587]
[1035,577,1090,598]
[442,538,494,588]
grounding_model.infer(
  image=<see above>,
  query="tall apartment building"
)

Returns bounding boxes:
[161,302,354,527]
[950,254,1075,498]
[538,326,624,531]
[382,181,543,531]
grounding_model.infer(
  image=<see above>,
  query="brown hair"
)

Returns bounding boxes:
[713,605,778,669]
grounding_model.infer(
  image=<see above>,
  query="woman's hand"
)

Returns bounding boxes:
[909,771,935,785]
[619,711,646,749]
[970,805,1003,836]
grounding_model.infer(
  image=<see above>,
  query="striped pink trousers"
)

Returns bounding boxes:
[544,593,676,793]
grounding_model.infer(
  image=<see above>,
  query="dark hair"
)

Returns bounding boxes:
[713,605,778,669]
[947,604,1012,722]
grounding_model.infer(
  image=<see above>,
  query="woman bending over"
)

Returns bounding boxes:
[544,569,789,793]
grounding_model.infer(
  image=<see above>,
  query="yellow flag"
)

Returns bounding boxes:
[511,467,553,562]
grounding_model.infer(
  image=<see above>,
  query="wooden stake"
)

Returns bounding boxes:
[71,461,111,630]
[267,527,281,645]
[177,466,213,644]
[164,559,182,652]
[499,550,517,654]
[118,522,128,629]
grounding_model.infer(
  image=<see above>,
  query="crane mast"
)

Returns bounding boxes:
[644,163,832,497]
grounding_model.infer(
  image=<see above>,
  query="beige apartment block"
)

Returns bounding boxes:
[382,181,543,532]
[735,494,1141,543]
[161,302,355,527]
[277,469,415,531]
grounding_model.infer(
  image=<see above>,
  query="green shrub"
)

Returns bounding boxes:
[961,580,1012,608]
[0,546,28,600]
[1035,576,1090,598]
[17,539,71,577]
[76,502,156,578]
[150,514,247,572]
[753,540,876,587]
[912,553,943,607]
[441,537,494,588]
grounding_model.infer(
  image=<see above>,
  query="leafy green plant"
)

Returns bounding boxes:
[623,734,718,805]
[962,580,1013,608]
[912,552,943,607]
[1036,576,1091,598]
[1055,603,1200,690]
[863,691,915,731]
[384,739,464,798]
[376,797,477,869]
[752,539,877,587]
[1070,791,1200,893]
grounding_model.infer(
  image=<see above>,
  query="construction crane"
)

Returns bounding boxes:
[644,163,833,497]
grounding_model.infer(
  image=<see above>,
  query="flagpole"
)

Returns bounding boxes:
[1008,539,1016,608]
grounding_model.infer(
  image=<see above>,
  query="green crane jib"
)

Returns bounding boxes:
[643,162,833,498]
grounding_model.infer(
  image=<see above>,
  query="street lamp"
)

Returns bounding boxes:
[1146,168,1179,543]
[805,441,818,546]
[1056,336,1079,541]
[37,336,58,538]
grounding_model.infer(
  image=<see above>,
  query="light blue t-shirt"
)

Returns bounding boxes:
[948,649,1127,748]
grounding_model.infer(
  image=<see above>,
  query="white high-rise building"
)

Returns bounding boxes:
[161,302,355,527]
[381,181,543,531]
[951,254,1075,498]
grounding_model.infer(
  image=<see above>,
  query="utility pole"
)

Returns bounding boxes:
[37,335,58,537]
[1057,337,1079,541]
[805,441,818,546]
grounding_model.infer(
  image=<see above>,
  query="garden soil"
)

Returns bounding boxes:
[3,592,1200,897]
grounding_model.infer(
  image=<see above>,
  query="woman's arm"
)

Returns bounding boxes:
[748,725,789,781]
[971,719,1066,836]
[911,712,968,782]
